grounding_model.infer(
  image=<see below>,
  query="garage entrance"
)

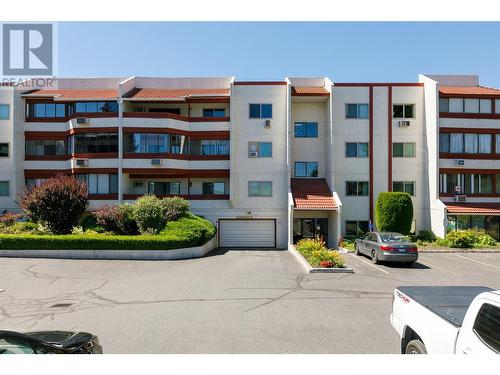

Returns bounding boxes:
[218,219,276,248]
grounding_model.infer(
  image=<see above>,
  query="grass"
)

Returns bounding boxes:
[0,214,216,250]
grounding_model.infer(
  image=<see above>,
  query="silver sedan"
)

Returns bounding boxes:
[354,231,418,265]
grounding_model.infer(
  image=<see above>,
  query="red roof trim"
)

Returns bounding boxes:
[445,203,500,215]
[291,178,337,210]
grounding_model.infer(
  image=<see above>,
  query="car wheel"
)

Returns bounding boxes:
[405,339,427,354]
[355,245,360,255]
[371,250,379,264]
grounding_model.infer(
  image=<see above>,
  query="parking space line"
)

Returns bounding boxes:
[417,259,461,276]
[348,254,389,274]
[452,253,500,270]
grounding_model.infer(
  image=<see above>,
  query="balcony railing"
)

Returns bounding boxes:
[123,112,229,122]
[123,193,229,200]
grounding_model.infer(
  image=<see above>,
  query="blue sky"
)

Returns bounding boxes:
[59,22,500,87]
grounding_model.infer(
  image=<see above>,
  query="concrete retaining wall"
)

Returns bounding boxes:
[0,237,218,260]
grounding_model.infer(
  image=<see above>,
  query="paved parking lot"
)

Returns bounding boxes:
[0,249,499,353]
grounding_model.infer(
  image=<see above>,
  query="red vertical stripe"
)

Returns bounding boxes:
[369,86,374,222]
[388,85,393,191]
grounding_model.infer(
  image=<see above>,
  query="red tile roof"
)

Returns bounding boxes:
[124,88,229,100]
[439,86,500,96]
[445,203,500,215]
[292,86,330,96]
[291,178,338,210]
[24,89,118,100]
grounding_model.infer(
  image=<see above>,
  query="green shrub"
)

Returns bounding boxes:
[132,195,168,234]
[94,204,138,235]
[445,230,477,248]
[296,238,326,255]
[160,213,216,247]
[416,230,437,243]
[0,215,216,250]
[375,192,413,234]
[160,197,190,222]
[79,214,98,230]
[18,174,88,234]
[474,232,497,247]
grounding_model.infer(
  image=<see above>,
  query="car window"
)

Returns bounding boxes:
[363,233,371,240]
[473,303,500,353]
[0,339,36,354]
[380,234,409,243]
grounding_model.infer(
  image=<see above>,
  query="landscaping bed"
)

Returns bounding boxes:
[292,239,352,273]
[0,175,216,254]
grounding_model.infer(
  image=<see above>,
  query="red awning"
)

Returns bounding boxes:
[291,178,338,210]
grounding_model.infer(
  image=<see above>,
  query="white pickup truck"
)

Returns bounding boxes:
[390,286,500,354]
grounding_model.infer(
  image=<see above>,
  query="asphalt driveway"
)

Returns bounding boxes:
[0,249,499,353]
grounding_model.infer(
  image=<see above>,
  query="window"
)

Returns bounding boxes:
[73,133,118,153]
[464,99,480,113]
[346,220,369,236]
[74,101,118,113]
[345,142,368,158]
[27,103,66,118]
[293,218,328,244]
[439,98,449,113]
[496,100,500,114]
[393,181,415,196]
[294,162,318,177]
[294,122,318,138]
[393,104,414,119]
[202,108,225,117]
[473,303,500,353]
[148,107,181,115]
[148,182,181,195]
[0,104,10,119]
[393,142,415,157]
[248,142,272,157]
[77,174,118,195]
[190,139,229,156]
[202,182,226,195]
[0,181,10,196]
[480,99,492,114]
[346,181,369,196]
[248,181,272,197]
[440,173,494,194]
[440,133,492,154]
[249,104,272,119]
[496,135,500,154]
[26,140,65,156]
[123,133,169,153]
[440,133,450,153]
[0,143,8,157]
[449,98,464,113]
[346,104,369,119]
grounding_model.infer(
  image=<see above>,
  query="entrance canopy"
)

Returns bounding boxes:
[445,203,500,215]
[291,178,338,210]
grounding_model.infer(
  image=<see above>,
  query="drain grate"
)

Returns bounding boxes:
[50,303,74,308]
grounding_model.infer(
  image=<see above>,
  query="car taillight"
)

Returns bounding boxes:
[409,246,418,253]
[380,245,395,251]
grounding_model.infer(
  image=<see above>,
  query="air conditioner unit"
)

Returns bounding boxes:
[454,159,465,166]
[76,117,89,125]
[264,120,271,128]
[399,120,410,128]
[133,181,144,188]
[454,195,467,203]
[151,159,163,166]
[249,151,258,158]
[75,158,89,167]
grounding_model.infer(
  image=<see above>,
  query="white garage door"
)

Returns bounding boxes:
[219,219,276,248]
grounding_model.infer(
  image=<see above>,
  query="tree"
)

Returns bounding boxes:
[375,192,413,234]
[19,174,88,234]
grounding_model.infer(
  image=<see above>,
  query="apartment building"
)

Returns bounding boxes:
[0,74,499,248]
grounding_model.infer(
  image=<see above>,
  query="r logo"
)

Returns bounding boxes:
[2,23,53,76]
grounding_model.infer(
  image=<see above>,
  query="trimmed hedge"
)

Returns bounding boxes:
[375,192,413,235]
[0,215,216,250]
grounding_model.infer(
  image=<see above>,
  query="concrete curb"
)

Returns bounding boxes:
[0,237,218,260]
[288,245,354,274]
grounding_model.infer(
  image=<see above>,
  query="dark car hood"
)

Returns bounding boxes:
[25,331,94,349]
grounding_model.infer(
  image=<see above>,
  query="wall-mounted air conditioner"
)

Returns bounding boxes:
[75,158,89,167]
[151,159,163,166]
[398,120,410,128]
[454,159,465,166]
[264,120,271,128]
[76,117,89,125]
[249,151,258,158]
[454,195,467,203]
